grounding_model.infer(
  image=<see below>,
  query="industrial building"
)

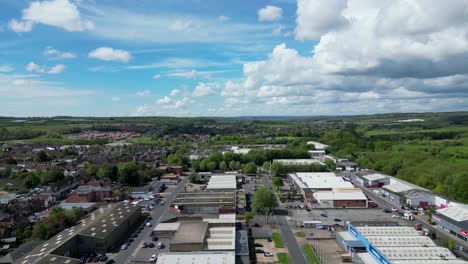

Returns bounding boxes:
[306,141,329,150]
[353,173,391,188]
[172,190,236,214]
[288,172,367,208]
[313,189,368,208]
[273,159,325,165]
[206,174,237,191]
[433,206,468,242]
[13,203,141,264]
[340,224,467,264]
[170,222,209,252]
[156,252,235,264]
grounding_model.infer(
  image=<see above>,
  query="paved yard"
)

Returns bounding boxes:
[255,238,287,263]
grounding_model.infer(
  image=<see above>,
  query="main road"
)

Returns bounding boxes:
[113,176,188,264]
[262,175,309,264]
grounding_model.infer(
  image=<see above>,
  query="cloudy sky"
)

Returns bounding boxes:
[0,0,467,117]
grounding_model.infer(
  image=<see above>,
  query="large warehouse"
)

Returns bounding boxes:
[342,224,467,264]
[288,172,367,208]
[13,203,141,264]
[433,206,468,242]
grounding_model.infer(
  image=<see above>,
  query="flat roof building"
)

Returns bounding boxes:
[433,207,468,242]
[313,189,368,208]
[273,159,325,165]
[172,191,236,214]
[156,252,235,264]
[347,224,467,264]
[170,222,209,252]
[207,175,237,191]
[14,203,141,264]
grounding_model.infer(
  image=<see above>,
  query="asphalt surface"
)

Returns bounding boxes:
[262,175,309,264]
[112,177,188,264]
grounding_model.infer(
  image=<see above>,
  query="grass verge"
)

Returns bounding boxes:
[272,232,284,248]
[303,244,320,264]
[277,253,289,264]
[295,231,305,237]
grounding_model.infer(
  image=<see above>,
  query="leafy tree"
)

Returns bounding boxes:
[5,157,17,165]
[270,162,281,175]
[24,173,41,189]
[448,239,455,250]
[219,161,227,171]
[118,162,140,186]
[34,150,50,162]
[168,153,184,166]
[229,160,236,171]
[207,161,217,171]
[42,167,64,184]
[235,161,242,170]
[97,163,119,181]
[85,164,99,177]
[243,162,257,174]
[144,168,164,180]
[189,170,197,183]
[324,159,336,171]
[262,161,270,171]
[244,211,253,224]
[252,186,278,221]
[272,177,284,190]
[200,159,208,171]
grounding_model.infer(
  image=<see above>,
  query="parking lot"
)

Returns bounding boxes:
[289,208,408,226]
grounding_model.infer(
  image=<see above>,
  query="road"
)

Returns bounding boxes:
[262,175,309,264]
[113,177,188,264]
[355,181,468,250]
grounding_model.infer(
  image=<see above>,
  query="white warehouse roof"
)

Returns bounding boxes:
[355,226,421,236]
[437,206,468,222]
[296,172,353,189]
[365,236,436,247]
[156,252,235,264]
[377,247,456,260]
[274,159,324,165]
[363,173,389,181]
[306,141,329,150]
[207,175,237,190]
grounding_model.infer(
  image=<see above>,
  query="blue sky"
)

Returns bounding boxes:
[0,0,467,116]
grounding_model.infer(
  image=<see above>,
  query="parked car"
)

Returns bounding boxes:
[383,208,392,213]
[105,260,115,264]
[267,238,272,242]
[156,242,163,249]
[334,218,341,222]
[254,243,264,247]
[148,242,155,248]
[152,236,159,241]
[120,244,128,250]
[142,242,148,248]
[255,249,264,253]
[93,256,100,262]
[149,254,157,263]
[320,213,328,217]
[264,252,273,257]
[146,222,153,227]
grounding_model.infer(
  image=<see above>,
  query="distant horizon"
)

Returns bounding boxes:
[1,110,467,119]
[1,0,467,116]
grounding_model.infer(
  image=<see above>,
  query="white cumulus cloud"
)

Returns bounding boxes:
[9,0,93,33]
[88,47,131,62]
[258,5,283,22]
[192,82,216,97]
[25,62,65,74]
[44,47,76,59]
